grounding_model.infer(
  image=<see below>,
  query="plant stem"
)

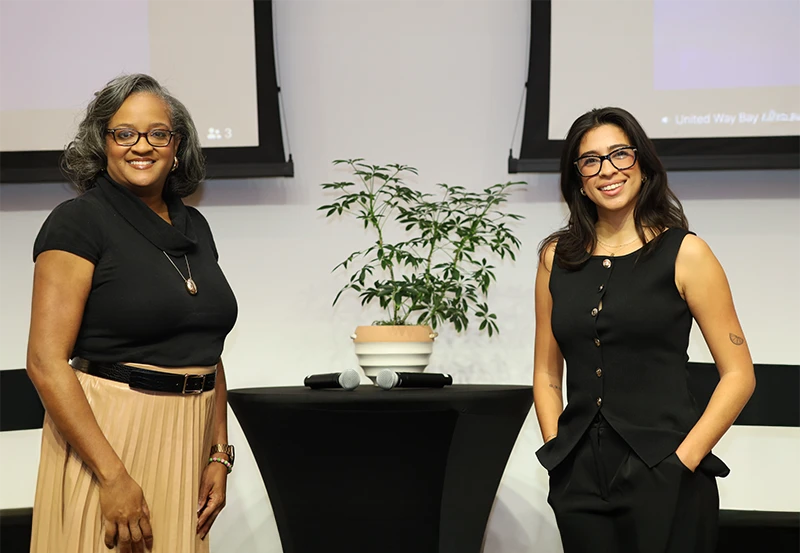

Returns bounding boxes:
[418,189,451,327]
[355,162,403,324]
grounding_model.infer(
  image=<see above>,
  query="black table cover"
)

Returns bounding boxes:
[228,384,533,553]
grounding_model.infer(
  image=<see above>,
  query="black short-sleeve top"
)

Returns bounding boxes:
[33,173,238,367]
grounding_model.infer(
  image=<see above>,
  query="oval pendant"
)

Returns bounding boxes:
[186,278,198,295]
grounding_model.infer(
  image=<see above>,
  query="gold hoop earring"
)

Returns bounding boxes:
[642,175,648,185]
[171,157,179,172]
[579,188,587,196]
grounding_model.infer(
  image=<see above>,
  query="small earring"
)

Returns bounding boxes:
[641,175,647,184]
[171,157,179,172]
[579,188,587,196]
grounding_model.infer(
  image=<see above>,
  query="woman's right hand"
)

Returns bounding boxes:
[99,469,153,553]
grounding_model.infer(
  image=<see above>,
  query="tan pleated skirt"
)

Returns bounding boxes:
[30,369,216,553]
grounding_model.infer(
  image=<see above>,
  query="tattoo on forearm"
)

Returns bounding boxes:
[729,333,744,346]
[549,384,562,391]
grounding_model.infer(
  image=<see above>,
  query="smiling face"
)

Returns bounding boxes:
[105,92,180,194]
[576,124,643,214]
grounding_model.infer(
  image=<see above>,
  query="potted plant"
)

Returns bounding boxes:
[319,159,525,379]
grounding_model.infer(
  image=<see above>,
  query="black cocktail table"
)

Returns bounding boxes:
[228,384,532,553]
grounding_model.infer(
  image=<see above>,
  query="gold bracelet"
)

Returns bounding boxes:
[544,433,557,443]
[210,444,235,467]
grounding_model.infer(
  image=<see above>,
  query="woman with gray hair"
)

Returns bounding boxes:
[26,74,238,553]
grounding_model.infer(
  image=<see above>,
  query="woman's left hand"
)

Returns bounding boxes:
[197,460,228,539]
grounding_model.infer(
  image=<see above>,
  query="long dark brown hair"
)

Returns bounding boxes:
[540,106,688,269]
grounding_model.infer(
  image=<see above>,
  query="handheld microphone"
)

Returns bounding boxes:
[375,370,453,390]
[304,369,361,390]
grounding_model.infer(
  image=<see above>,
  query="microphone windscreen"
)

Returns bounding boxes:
[337,369,361,390]
[376,369,399,390]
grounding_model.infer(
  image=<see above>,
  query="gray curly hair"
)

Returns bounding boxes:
[60,74,205,197]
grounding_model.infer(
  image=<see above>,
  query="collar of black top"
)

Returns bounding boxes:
[95,172,198,256]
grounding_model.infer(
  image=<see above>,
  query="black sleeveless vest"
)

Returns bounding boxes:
[536,228,728,477]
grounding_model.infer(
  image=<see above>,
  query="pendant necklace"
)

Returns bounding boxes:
[163,252,198,295]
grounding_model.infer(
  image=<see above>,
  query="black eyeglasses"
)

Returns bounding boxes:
[574,147,638,177]
[107,128,177,147]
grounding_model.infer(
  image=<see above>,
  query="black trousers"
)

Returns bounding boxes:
[548,416,719,553]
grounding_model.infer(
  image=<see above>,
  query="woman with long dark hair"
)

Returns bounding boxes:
[533,107,755,552]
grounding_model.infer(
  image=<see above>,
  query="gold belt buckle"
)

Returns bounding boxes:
[182,373,206,394]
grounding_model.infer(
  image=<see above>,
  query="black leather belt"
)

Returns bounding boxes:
[72,358,216,394]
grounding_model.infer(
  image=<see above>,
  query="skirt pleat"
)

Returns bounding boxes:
[30,370,216,553]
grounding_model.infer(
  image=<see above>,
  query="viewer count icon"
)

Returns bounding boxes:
[207,127,233,140]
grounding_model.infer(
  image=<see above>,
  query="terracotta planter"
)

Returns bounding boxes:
[351,325,437,380]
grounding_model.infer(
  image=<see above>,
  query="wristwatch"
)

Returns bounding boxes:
[210,444,235,467]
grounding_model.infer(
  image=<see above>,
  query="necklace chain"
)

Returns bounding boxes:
[162,252,198,295]
[597,236,639,249]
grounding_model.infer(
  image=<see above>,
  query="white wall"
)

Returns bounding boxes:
[1,1,798,552]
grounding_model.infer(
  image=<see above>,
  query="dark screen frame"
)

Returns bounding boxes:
[0,0,292,183]
[509,0,800,174]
